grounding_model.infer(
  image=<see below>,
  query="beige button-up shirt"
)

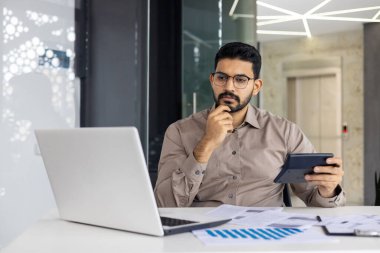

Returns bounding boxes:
[154,104,346,207]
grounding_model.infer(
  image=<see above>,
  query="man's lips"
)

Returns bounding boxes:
[220,96,237,102]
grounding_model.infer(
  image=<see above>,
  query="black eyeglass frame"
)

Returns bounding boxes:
[211,71,255,89]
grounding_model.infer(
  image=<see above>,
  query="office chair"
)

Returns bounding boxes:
[283,184,292,207]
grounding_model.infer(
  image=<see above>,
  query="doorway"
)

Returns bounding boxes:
[287,74,342,158]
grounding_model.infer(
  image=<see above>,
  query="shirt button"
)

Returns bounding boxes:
[180,197,187,205]
[232,175,237,180]
[232,151,236,155]
[228,193,234,198]
[195,170,200,175]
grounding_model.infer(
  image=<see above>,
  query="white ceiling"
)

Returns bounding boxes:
[230,0,380,41]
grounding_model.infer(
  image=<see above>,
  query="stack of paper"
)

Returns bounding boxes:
[192,204,335,246]
[321,214,380,234]
[206,204,319,228]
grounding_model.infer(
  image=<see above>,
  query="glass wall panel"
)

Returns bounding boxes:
[182,0,257,117]
[0,0,77,247]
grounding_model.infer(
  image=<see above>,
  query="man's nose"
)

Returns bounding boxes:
[225,77,235,91]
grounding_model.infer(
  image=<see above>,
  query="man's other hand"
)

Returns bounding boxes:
[304,157,344,198]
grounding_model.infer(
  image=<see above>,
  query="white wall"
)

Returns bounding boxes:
[0,0,77,247]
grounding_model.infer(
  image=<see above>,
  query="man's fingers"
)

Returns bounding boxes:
[213,112,233,121]
[210,105,231,116]
[218,118,233,124]
[326,157,342,167]
[313,166,343,175]
[305,156,344,198]
[307,180,337,188]
[305,173,341,182]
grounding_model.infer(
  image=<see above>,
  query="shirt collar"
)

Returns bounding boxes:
[245,104,261,129]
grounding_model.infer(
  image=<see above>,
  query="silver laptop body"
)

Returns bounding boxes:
[35,127,229,236]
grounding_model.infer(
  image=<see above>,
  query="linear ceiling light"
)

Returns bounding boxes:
[232,14,255,18]
[256,1,300,16]
[302,0,331,37]
[257,16,300,26]
[305,0,332,16]
[315,6,380,16]
[229,0,239,16]
[257,15,294,20]
[373,10,380,20]
[231,1,380,38]
[257,30,307,36]
[302,18,312,38]
[308,16,380,22]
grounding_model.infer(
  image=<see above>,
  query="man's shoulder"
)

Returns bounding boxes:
[254,106,296,128]
[253,106,311,151]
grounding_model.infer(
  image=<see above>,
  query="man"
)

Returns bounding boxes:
[154,42,345,207]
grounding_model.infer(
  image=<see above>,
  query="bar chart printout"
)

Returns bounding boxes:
[193,227,334,245]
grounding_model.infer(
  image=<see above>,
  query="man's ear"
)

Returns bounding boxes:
[209,73,214,86]
[252,79,263,96]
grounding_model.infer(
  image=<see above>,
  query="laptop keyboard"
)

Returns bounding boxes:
[160,216,197,227]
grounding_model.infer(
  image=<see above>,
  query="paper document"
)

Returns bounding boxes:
[207,204,319,228]
[268,214,319,229]
[322,214,380,235]
[206,204,249,219]
[207,204,283,226]
[232,210,290,227]
[194,205,336,245]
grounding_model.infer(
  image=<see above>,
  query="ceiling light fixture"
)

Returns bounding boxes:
[256,1,299,16]
[257,15,294,20]
[302,18,312,38]
[305,0,332,16]
[230,0,380,38]
[229,0,239,17]
[373,10,380,20]
[308,16,380,22]
[257,30,307,36]
[316,6,380,16]
[233,14,255,18]
[257,16,299,26]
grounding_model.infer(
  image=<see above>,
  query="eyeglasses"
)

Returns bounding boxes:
[211,72,254,89]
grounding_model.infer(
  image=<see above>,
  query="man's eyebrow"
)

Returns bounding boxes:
[232,73,251,78]
[215,71,249,76]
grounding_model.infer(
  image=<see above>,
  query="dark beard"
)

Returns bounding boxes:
[213,91,252,113]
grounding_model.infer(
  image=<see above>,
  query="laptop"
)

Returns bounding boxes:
[35,127,230,236]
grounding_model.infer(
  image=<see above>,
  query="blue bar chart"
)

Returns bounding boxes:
[204,228,303,240]
[191,227,331,245]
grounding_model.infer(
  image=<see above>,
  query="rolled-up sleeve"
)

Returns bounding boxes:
[154,124,206,207]
[292,183,346,207]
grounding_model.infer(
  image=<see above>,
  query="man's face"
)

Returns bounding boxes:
[210,58,262,113]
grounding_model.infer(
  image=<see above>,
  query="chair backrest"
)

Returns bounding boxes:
[283,184,292,207]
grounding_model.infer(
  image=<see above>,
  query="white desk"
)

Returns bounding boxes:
[2,206,380,253]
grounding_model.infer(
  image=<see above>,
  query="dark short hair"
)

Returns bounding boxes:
[214,42,261,79]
